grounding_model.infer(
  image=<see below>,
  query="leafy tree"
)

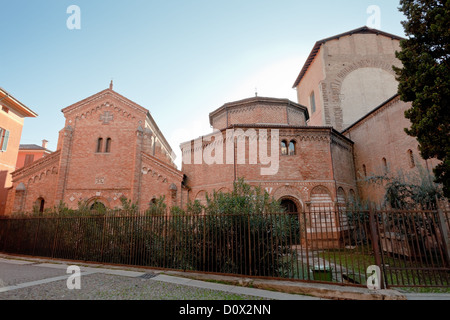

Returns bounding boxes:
[393,0,450,197]
[204,178,283,215]
[119,196,139,214]
[185,199,203,215]
[145,196,167,215]
[192,179,297,277]
[363,165,443,209]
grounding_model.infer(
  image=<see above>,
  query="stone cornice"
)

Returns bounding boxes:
[62,89,148,117]
[141,152,184,180]
[73,101,138,123]
[12,150,61,181]
[331,134,353,152]
[180,125,353,153]
[209,96,308,126]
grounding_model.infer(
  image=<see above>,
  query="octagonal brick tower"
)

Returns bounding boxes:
[209,96,309,131]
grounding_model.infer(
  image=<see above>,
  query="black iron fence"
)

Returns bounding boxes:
[375,209,450,287]
[0,208,448,288]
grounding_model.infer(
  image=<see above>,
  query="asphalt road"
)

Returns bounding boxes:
[0,260,259,300]
[1,256,448,303]
[0,257,315,301]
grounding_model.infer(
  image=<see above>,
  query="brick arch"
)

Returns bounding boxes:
[327,59,398,130]
[337,187,346,204]
[78,102,136,122]
[195,190,207,206]
[279,196,303,213]
[273,185,304,210]
[35,197,46,213]
[310,185,333,206]
[337,187,347,211]
[349,189,357,206]
[86,196,110,210]
[341,67,397,128]
[336,59,397,81]
[217,187,231,194]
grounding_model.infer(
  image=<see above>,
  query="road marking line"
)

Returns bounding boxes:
[33,263,146,278]
[0,272,97,293]
[0,258,36,265]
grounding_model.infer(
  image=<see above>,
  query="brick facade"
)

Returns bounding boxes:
[181,97,357,247]
[294,27,403,132]
[183,98,357,207]
[342,96,440,204]
[294,26,441,205]
[6,87,183,214]
[0,87,37,215]
[5,26,443,221]
[210,97,309,130]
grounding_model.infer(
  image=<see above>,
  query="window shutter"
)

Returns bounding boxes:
[1,130,9,152]
[25,154,35,166]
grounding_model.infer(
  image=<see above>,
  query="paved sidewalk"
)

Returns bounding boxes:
[0,255,320,300]
[1,254,449,300]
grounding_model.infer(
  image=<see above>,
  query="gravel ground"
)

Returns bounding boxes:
[0,273,268,300]
[0,265,65,287]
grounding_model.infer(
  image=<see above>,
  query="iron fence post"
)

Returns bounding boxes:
[51,218,60,258]
[369,207,386,289]
[248,214,252,277]
[100,216,106,263]
[32,218,41,256]
[436,197,450,266]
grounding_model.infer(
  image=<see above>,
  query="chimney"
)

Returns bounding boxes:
[42,140,48,149]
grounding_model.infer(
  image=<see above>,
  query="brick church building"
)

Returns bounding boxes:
[181,26,438,210]
[5,83,184,214]
[4,27,440,215]
[180,96,357,214]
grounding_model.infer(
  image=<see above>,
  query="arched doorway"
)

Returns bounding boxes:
[280,198,299,213]
[280,197,301,245]
[90,201,106,213]
[36,197,45,214]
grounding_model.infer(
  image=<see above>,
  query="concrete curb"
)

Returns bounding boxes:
[162,271,407,300]
[250,279,406,300]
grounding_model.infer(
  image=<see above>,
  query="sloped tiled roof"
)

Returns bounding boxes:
[19,144,52,152]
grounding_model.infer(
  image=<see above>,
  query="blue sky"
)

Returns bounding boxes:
[0,0,407,167]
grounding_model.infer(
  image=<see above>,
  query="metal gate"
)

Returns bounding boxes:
[371,208,450,288]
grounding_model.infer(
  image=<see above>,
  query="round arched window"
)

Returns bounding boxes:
[281,140,288,155]
[90,201,106,212]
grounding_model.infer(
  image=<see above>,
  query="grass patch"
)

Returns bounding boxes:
[315,247,449,287]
